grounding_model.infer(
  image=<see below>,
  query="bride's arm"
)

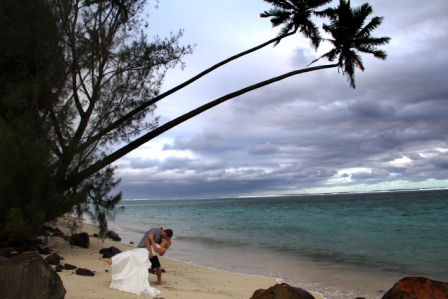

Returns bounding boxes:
[145,235,154,258]
[149,234,167,255]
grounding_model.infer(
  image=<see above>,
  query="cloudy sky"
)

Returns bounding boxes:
[112,0,448,199]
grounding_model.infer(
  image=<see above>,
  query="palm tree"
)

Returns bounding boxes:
[66,1,391,186]
[311,0,390,88]
[260,0,332,48]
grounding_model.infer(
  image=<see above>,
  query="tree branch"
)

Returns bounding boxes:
[77,32,296,152]
[66,63,338,187]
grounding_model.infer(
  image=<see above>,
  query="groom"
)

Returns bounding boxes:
[137,227,173,284]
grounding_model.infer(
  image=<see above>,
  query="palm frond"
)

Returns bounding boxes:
[312,0,390,88]
[352,52,364,71]
[342,54,356,88]
[263,0,295,10]
[356,16,383,39]
[357,45,388,59]
[355,36,390,48]
[274,22,295,46]
[308,47,338,66]
[261,0,330,49]
[314,7,337,18]
[309,0,333,9]
[351,4,372,35]
[300,18,322,49]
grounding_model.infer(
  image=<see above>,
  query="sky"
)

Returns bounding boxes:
[112,0,448,200]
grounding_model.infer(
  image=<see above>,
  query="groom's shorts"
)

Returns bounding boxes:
[149,256,161,269]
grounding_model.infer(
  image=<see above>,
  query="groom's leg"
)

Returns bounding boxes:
[149,256,162,284]
[155,267,162,284]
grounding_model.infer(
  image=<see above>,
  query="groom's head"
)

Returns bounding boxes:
[161,228,173,239]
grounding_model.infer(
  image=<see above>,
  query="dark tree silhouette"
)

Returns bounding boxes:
[260,0,332,48]
[311,0,390,88]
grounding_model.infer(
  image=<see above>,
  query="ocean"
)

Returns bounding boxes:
[105,189,448,299]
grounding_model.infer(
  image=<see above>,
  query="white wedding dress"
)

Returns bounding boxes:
[109,247,161,296]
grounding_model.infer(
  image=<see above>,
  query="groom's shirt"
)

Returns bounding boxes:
[137,227,162,248]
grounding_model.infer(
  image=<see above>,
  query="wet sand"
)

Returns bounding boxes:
[48,220,322,299]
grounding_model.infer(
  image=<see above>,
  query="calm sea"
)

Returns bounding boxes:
[105,189,448,299]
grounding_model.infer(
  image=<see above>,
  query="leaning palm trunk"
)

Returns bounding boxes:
[78,32,296,153]
[67,63,338,187]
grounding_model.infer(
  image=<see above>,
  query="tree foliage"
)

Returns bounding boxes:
[312,0,390,87]
[0,0,390,242]
[0,0,68,242]
[260,0,332,48]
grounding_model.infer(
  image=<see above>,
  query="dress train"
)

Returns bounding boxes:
[109,248,161,296]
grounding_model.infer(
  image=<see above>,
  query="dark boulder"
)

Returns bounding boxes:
[250,283,315,299]
[76,268,95,276]
[0,248,11,258]
[30,238,45,246]
[53,228,65,238]
[0,252,66,299]
[70,232,90,249]
[109,246,122,256]
[99,246,122,258]
[101,251,113,258]
[64,263,77,270]
[40,225,55,236]
[37,246,53,255]
[45,253,61,265]
[381,277,448,299]
[106,230,121,241]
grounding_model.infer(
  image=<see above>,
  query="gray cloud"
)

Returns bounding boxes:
[249,142,280,155]
[112,0,448,199]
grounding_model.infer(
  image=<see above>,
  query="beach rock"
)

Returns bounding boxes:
[40,225,55,236]
[45,253,61,265]
[101,251,113,258]
[37,245,53,255]
[70,232,90,248]
[64,263,77,270]
[250,283,315,299]
[0,252,66,299]
[100,246,122,257]
[76,268,95,276]
[110,246,122,255]
[0,247,11,258]
[53,228,65,238]
[381,277,448,299]
[30,238,45,246]
[106,230,121,241]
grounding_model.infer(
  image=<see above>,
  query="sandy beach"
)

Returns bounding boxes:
[47,220,322,299]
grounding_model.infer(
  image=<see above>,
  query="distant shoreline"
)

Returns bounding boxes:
[121,186,448,201]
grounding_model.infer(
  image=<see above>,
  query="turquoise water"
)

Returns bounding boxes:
[106,189,448,299]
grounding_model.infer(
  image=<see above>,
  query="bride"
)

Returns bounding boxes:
[101,234,171,296]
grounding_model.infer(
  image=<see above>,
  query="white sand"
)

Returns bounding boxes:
[46,220,321,299]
